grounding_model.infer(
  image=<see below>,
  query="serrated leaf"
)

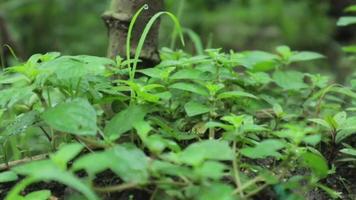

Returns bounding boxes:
[42,99,97,136]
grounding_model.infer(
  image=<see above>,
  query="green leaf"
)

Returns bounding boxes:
[301,152,329,178]
[241,139,285,159]
[170,69,205,80]
[273,71,308,90]
[104,105,146,141]
[235,51,278,70]
[308,119,331,130]
[276,45,292,59]
[24,190,51,200]
[290,52,324,62]
[217,91,258,100]
[50,143,84,169]
[0,171,18,183]
[42,99,97,136]
[337,16,356,26]
[302,134,321,146]
[72,151,112,176]
[195,161,227,180]
[184,101,210,117]
[336,117,356,142]
[13,160,99,200]
[74,144,149,183]
[179,140,234,166]
[196,183,235,200]
[169,82,209,96]
[345,5,356,12]
[5,111,39,136]
[342,45,356,53]
[340,148,356,156]
[110,145,149,183]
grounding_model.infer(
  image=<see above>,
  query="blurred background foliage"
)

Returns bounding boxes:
[0,0,355,79]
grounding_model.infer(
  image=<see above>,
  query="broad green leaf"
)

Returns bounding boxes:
[217,91,258,100]
[301,152,329,178]
[179,140,234,166]
[290,52,324,62]
[110,145,149,183]
[50,143,83,169]
[0,87,34,108]
[72,151,112,176]
[133,120,152,140]
[169,82,209,96]
[302,134,321,146]
[273,71,308,90]
[337,16,356,26]
[0,171,18,183]
[241,139,285,159]
[234,51,278,70]
[42,99,97,136]
[195,161,227,180]
[24,190,51,200]
[12,160,99,200]
[104,105,146,141]
[184,101,210,117]
[196,183,235,200]
[74,143,149,183]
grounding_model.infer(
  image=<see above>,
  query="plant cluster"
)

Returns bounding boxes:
[0,5,356,200]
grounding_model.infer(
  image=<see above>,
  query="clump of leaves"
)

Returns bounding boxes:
[0,7,355,200]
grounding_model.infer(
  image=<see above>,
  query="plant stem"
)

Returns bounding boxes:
[232,141,244,198]
[39,126,52,143]
[233,176,263,194]
[93,182,138,193]
[0,154,48,171]
[244,183,268,199]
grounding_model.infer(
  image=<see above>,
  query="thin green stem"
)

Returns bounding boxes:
[232,141,244,198]
[93,182,138,193]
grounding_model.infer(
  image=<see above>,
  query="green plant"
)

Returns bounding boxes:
[0,6,355,200]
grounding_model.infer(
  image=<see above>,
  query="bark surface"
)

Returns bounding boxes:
[103,0,163,65]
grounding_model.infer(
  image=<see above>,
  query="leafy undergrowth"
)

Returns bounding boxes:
[0,45,355,200]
